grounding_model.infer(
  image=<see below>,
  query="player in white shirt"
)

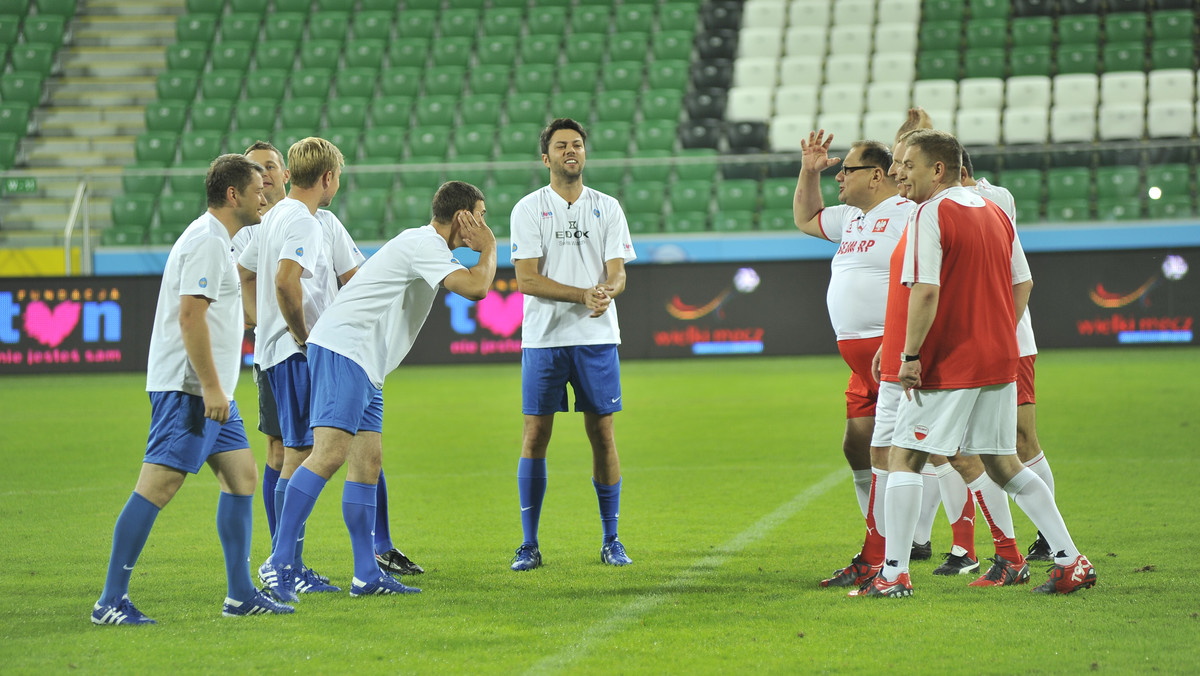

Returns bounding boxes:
[962,151,1059,563]
[92,154,294,625]
[260,181,496,600]
[237,137,360,594]
[793,130,914,588]
[507,119,638,572]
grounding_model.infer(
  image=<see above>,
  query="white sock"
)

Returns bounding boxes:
[936,462,970,527]
[1004,468,1080,564]
[882,472,923,581]
[967,473,1016,540]
[1023,451,1055,496]
[914,465,939,544]
[852,469,873,519]
[871,468,889,538]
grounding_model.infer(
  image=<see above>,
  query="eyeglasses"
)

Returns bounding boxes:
[840,165,879,174]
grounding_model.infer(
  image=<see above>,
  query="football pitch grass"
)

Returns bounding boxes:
[1,347,1196,674]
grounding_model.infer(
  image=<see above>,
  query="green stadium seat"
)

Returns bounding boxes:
[1096,198,1142,221]
[820,178,840,204]
[1105,13,1147,47]
[439,8,479,38]
[322,126,360,159]
[101,225,150,247]
[343,40,384,69]
[596,91,637,123]
[158,195,205,232]
[20,15,62,44]
[586,150,625,184]
[352,11,392,40]
[482,8,522,37]
[1045,198,1091,222]
[665,211,708,234]
[1009,45,1052,76]
[712,210,755,232]
[469,65,510,95]
[167,160,207,195]
[675,148,717,181]
[370,96,412,127]
[557,62,599,94]
[234,98,276,130]
[291,68,332,99]
[253,41,296,70]
[218,13,260,44]
[351,158,394,190]
[300,39,341,69]
[1058,15,1100,46]
[395,9,438,37]
[390,190,428,222]
[998,169,1043,207]
[273,129,309,152]
[407,126,451,159]
[479,35,518,65]
[490,154,539,185]
[1147,195,1194,219]
[669,179,710,213]
[716,179,759,212]
[191,100,233,132]
[659,2,698,32]
[1145,164,1191,200]
[453,125,496,158]
[227,129,271,153]
[414,95,457,126]
[166,42,208,72]
[280,98,323,129]
[548,94,592,122]
[920,20,962,49]
[613,3,652,32]
[609,32,650,62]
[1010,17,1052,47]
[36,0,75,15]
[144,101,188,133]
[486,182,528,222]
[918,51,960,80]
[135,132,178,166]
[0,102,30,136]
[526,7,566,35]
[965,19,1007,49]
[343,189,389,229]
[627,149,671,183]
[424,66,465,97]
[454,154,491,189]
[506,94,548,124]
[1046,167,1091,201]
[564,32,605,64]
[230,0,269,13]
[968,0,1009,19]
[761,177,795,210]
[570,5,610,34]
[0,14,21,47]
[431,37,472,68]
[640,89,681,122]
[180,131,224,163]
[625,211,660,235]
[400,157,443,187]
[623,180,665,215]
[1103,44,1146,73]
[489,0,526,7]
[177,14,217,43]
[602,61,643,91]
[648,60,689,90]
[264,13,305,42]
[155,71,197,101]
[200,70,243,100]
[274,0,310,11]
[211,43,252,72]
[1056,45,1099,74]
[388,38,429,68]
[460,94,503,125]
[379,67,420,97]
[362,127,405,159]
[244,69,287,102]
[590,122,632,154]
[513,64,554,94]
[335,67,377,98]
[1095,166,1140,199]
[310,11,349,38]
[1151,41,1195,70]
[1152,10,1194,42]
[964,48,1006,78]
[327,98,368,128]
[343,220,381,242]
[923,0,966,20]
[520,35,561,65]
[759,209,795,231]
[652,31,693,61]
[111,194,157,229]
[498,124,541,156]
[635,120,676,152]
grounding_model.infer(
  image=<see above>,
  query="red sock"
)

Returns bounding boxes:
[975,489,1024,564]
[951,490,977,560]
[861,473,885,566]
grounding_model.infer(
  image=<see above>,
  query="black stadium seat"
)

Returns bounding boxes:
[680,119,722,150]
[726,122,768,152]
[690,59,733,89]
[694,29,737,60]
[684,88,727,121]
[700,1,741,31]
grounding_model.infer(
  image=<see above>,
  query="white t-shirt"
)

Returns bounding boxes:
[816,197,914,340]
[146,212,242,399]
[237,199,361,369]
[973,178,1037,356]
[308,225,466,388]
[510,185,637,348]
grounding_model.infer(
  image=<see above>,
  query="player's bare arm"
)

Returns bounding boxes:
[275,259,307,346]
[179,294,230,423]
[443,211,497,301]
[338,266,358,287]
[899,282,940,395]
[1013,278,1032,322]
[238,263,257,327]
[514,258,606,310]
[794,129,840,237]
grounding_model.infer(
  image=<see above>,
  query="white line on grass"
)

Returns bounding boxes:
[528,468,845,675]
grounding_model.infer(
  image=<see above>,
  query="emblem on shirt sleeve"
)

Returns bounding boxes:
[450,257,460,265]
[295,247,304,256]
[198,277,208,288]
[593,208,601,218]
[873,218,890,233]
[511,243,518,252]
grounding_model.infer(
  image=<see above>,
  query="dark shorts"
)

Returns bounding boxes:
[522,344,622,416]
[253,363,282,438]
[308,344,384,435]
[267,353,314,448]
[144,391,249,474]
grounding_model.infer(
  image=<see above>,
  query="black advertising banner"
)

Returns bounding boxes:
[0,276,159,375]
[1025,247,1198,348]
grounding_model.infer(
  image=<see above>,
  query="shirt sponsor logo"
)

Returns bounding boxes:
[541,210,553,219]
[198,277,207,288]
[295,247,304,256]
[593,208,601,218]
[873,218,890,233]
[555,221,589,246]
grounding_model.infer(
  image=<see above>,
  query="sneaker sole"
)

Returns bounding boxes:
[933,563,980,576]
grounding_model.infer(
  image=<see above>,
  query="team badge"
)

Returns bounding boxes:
[873,218,890,233]
[198,277,207,288]
[914,425,929,441]
[295,247,304,256]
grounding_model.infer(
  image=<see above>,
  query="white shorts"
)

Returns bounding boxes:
[892,383,1018,456]
[869,381,904,448]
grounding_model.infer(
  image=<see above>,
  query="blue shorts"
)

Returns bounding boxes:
[253,364,282,438]
[267,354,314,448]
[309,344,384,435]
[522,344,622,416]
[144,391,250,474]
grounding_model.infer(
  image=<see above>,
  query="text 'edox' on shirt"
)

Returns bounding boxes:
[510,185,637,348]
[308,225,467,389]
[146,212,242,399]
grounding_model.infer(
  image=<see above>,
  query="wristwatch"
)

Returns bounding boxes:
[901,352,921,362]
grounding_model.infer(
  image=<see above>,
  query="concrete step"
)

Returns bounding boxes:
[61,46,166,78]
[24,140,136,168]
[85,0,187,17]
[71,16,177,48]
[47,77,159,107]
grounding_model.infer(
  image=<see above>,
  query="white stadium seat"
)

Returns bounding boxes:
[1053,73,1099,108]
[770,113,817,151]
[820,82,866,115]
[824,53,870,85]
[734,57,781,87]
[1147,101,1196,138]
[1005,75,1051,109]
[832,0,875,27]
[779,56,826,87]
[774,84,820,117]
[956,108,1002,145]
[1003,107,1049,144]
[743,0,789,29]
[958,78,1006,110]
[871,52,916,85]
[1097,104,1145,140]
[1148,69,1196,104]
[739,27,785,59]
[726,86,775,122]
[816,112,862,140]
[862,110,903,143]
[1100,71,1147,106]
[876,0,921,24]
[1050,106,1096,142]
[788,0,832,30]
[784,26,828,58]
[828,25,869,55]
[873,21,919,54]
[866,80,912,113]
[912,79,957,113]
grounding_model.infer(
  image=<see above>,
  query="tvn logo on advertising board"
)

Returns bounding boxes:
[0,286,123,366]
[446,278,523,356]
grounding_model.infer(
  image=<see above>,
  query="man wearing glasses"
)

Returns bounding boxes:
[792,130,914,589]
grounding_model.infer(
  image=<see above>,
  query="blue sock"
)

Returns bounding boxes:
[295,522,307,569]
[216,492,256,602]
[100,492,160,605]
[271,467,325,570]
[374,469,393,554]
[262,465,280,540]
[517,458,547,547]
[271,477,288,552]
[342,481,379,582]
[594,478,622,543]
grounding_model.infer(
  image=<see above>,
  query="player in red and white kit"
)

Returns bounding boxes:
[793,130,914,588]
[858,129,1095,597]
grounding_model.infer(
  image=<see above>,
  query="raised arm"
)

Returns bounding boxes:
[794,129,841,238]
[442,210,498,301]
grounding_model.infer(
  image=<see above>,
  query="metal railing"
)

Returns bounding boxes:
[62,180,92,276]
